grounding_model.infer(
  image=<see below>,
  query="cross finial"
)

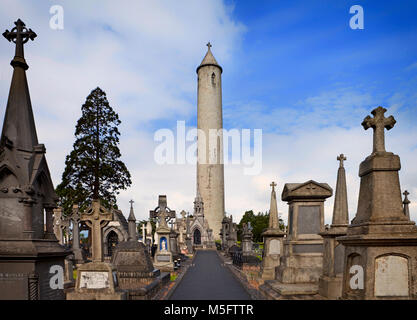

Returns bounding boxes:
[337,154,347,168]
[270,181,277,192]
[207,42,212,50]
[129,199,134,208]
[403,190,410,203]
[3,19,36,68]
[361,106,396,153]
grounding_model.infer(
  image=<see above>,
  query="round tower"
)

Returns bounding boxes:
[196,42,225,240]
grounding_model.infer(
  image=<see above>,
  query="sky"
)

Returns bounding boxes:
[0,0,416,227]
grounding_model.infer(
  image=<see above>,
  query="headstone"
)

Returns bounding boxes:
[263,180,332,298]
[111,201,168,300]
[338,107,417,300]
[0,19,68,300]
[150,195,176,271]
[260,182,285,280]
[319,155,349,299]
[69,205,84,264]
[66,200,126,300]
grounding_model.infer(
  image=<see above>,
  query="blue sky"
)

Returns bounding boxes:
[0,0,416,225]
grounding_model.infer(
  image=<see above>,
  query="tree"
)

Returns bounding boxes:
[56,87,132,215]
[237,210,286,242]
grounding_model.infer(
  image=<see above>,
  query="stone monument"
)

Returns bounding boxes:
[338,106,417,299]
[66,200,127,300]
[150,195,176,271]
[111,201,168,300]
[318,155,349,299]
[69,205,84,264]
[261,182,286,280]
[262,180,332,298]
[0,19,69,300]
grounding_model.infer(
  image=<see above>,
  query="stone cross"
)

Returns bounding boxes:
[80,199,112,262]
[337,154,347,168]
[150,196,176,229]
[70,205,81,251]
[362,106,396,153]
[207,42,212,49]
[142,223,146,243]
[270,181,277,192]
[403,190,410,219]
[3,19,37,69]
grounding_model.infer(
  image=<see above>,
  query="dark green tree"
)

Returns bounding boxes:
[56,87,132,215]
[237,210,286,242]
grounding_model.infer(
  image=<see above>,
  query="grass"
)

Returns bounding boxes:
[170,274,177,282]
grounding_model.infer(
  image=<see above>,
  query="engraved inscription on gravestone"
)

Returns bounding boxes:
[297,205,320,234]
[79,271,110,289]
[374,255,409,297]
[157,255,171,262]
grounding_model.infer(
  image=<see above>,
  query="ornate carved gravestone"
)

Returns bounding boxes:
[319,155,349,299]
[66,200,127,300]
[69,205,84,264]
[338,107,417,300]
[263,180,332,298]
[260,182,285,280]
[150,195,176,271]
[0,19,69,300]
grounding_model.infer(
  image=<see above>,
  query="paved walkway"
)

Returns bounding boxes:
[169,250,251,300]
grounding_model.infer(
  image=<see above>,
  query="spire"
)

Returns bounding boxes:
[1,19,38,151]
[331,154,349,227]
[196,42,222,73]
[269,182,279,229]
[403,190,410,219]
[128,199,137,241]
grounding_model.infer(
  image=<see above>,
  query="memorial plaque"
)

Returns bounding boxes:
[269,239,280,255]
[79,271,110,289]
[375,255,409,297]
[156,254,171,262]
[297,205,320,234]
[292,244,323,253]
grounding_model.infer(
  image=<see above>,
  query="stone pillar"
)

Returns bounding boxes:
[261,182,285,280]
[319,155,349,299]
[338,107,417,300]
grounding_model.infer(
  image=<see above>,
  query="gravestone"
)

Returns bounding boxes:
[264,180,332,298]
[69,205,84,264]
[66,200,127,300]
[0,19,69,300]
[150,195,176,271]
[319,155,349,299]
[260,182,285,280]
[111,201,168,300]
[338,107,417,300]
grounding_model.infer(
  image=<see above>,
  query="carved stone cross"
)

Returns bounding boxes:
[403,190,410,219]
[337,154,347,168]
[150,195,176,229]
[362,106,396,153]
[80,199,112,262]
[207,42,212,49]
[270,181,277,192]
[3,19,37,69]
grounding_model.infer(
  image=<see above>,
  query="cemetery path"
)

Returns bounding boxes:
[169,250,251,300]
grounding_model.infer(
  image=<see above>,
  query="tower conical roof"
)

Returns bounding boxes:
[196,42,222,73]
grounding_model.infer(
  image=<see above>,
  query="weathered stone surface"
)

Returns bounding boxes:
[197,43,225,241]
[338,107,417,300]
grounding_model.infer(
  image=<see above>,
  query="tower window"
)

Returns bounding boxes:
[211,72,216,87]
